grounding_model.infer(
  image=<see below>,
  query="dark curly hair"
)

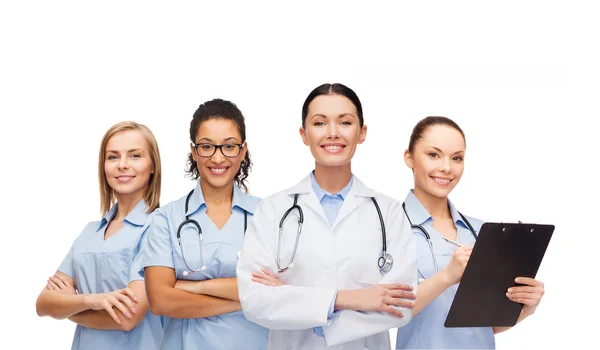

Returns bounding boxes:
[186,98,252,193]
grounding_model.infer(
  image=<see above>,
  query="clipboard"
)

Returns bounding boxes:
[444,222,554,328]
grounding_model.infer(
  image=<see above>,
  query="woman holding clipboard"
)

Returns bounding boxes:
[395,116,546,349]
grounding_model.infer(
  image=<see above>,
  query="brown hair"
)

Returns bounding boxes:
[408,116,466,153]
[98,121,162,215]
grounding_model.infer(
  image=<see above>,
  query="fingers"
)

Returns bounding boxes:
[507,295,540,305]
[389,289,416,300]
[106,295,132,319]
[102,300,122,325]
[515,277,544,287]
[47,279,60,290]
[507,286,543,294]
[260,268,278,277]
[252,276,272,286]
[251,275,282,286]
[384,296,415,308]
[54,273,74,287]
[507,292,542,303]
[49,276,66,289]
[114,293,137,315]
[119,287,138,302]
[381,284,414,291]
[380,304,404,318]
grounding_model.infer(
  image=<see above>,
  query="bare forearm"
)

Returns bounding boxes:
[493,311,530,334]
[69,307,146,331]
[150,287,241,318]
[413,271,453,315]
[36,291,89,319]
[69,309,123,331]
[333,290,358,311]
[192,278,240,301]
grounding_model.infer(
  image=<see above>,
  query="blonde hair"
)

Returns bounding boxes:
[98,121,162,215]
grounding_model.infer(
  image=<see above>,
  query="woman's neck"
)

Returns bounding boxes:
[200,178,233,206]
[113,192,144,221]
[413,187,451,220]
[314,162,352,193]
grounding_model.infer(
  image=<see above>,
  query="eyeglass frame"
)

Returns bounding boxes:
[192,142,245,158]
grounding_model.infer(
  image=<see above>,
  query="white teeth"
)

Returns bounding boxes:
[324,145,342,151]
[210,168,226,174]
[434,178,450,183]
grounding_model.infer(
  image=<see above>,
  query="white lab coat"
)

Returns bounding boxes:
[237,175,417,350]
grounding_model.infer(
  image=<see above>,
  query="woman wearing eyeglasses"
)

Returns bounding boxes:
[138,99,268,350]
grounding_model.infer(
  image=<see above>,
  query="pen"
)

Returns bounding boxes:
[442,236,463,247]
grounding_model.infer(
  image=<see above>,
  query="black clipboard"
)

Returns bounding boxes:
[444,222,554,328]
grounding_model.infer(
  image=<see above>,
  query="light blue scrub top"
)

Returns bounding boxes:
[139,181,269,350]
[395,190,495,349]
[309,172,353,336]
[58,199,162,350]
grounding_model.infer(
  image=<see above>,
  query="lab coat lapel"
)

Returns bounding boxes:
[332,177,375,230]
[286,174,329,227]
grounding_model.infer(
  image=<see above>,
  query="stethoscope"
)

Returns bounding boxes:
[401,203,477,282]
[276,194,393,273]
[177,189,247,276]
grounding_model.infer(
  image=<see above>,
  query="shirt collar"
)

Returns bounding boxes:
[403,190,467,228]
[403,190,431,226]
[232,184,258,214]
[97,198,148,230]
[310,171,354,201]
[186,180,258,216]
[448,199,468,228]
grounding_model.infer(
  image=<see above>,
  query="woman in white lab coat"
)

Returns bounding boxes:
[237,83,418,350]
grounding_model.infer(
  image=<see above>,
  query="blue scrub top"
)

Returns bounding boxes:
[139,181,269,350]
[58,199,162,350]
[395,190,495,349]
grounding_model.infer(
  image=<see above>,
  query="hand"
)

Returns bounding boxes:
[175,280,201,294]
[340,284,416,318]
[251,269,285,286]
[83,288,138,325]
[440,245,473,285]
[46,274,76,295]
[507,277,545,318]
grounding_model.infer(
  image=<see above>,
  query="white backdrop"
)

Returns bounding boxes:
[1,1,596,349]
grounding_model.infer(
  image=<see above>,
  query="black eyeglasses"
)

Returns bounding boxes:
[193,143,244,158]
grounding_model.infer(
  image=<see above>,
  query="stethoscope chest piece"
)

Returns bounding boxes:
[378,253,394,273]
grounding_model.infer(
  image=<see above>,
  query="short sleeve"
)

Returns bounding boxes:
[57,245,75,278]
[137,208,175,278]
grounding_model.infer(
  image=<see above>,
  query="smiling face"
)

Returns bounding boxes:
[104,129,154,202]
[191,118,247,190]
[404,124,466,201]
[299,94,367,168]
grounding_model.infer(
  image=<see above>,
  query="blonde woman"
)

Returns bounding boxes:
[36,121,163,350]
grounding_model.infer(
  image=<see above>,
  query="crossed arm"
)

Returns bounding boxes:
[35,271,148,331]
[143,266,242,319]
